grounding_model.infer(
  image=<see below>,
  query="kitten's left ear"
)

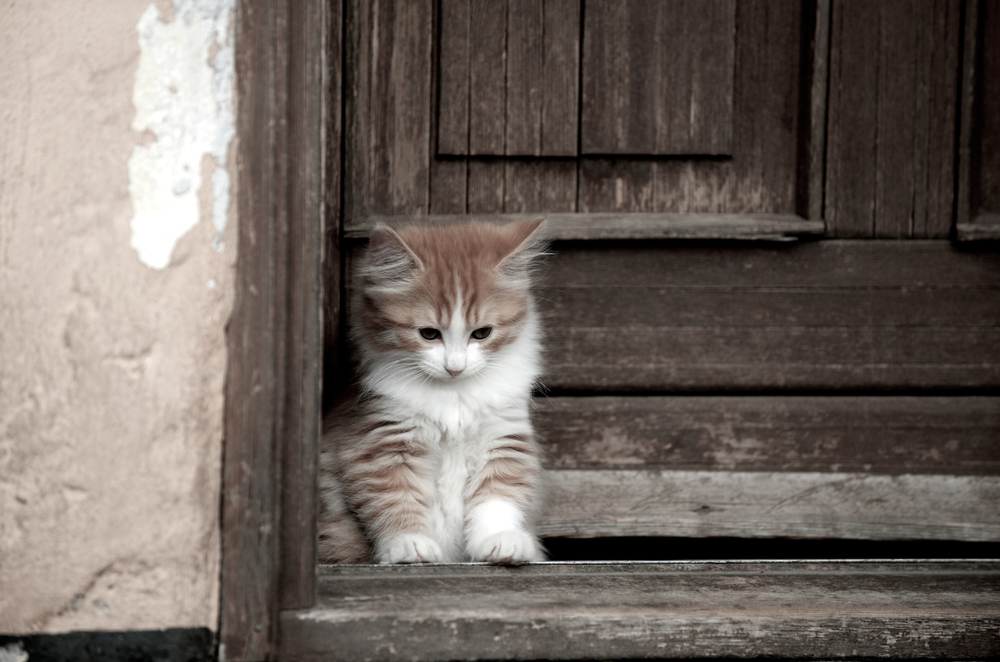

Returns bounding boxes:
[497,218,547,280]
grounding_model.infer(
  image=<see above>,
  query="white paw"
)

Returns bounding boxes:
[468,529,542,564]
[377,533,443,564]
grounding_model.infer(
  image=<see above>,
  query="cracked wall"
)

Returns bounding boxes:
[0,0,235,633]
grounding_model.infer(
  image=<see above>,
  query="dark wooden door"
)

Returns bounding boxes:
[335,0,1000,552]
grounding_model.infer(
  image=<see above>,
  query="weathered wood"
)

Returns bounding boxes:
[503,160,577,213]
[280,562,1000,661]
[534,240,1000,390]
[468,0,505,156]
[541,0,580,156]
[344,0,432,219]
[826,0,961,238]
[505,0,542,156]
[436,0,470,155]
[279,0,328,611]
[347,212,824,240]
[982,0,1000,217]
[223,1,287,658]
[578,158,655,212]
[466,158,504,213]
[575,0,801,214]
[581,0,735,155]
[799,0,830,222]
[540,470,1000,541]
[536,396,1000,475]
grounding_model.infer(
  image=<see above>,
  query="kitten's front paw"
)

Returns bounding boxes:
[468,529,542,565]
[378,533,443,564]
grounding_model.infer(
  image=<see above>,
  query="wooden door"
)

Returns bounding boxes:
[334,0,1000,553]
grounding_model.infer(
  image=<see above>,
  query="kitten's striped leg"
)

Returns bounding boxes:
[465,433,544,564]
[340,421,441,564]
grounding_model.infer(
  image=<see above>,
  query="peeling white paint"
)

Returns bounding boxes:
[128,0,235,270]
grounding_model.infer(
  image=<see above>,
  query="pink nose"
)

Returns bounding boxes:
[447,368,463,377]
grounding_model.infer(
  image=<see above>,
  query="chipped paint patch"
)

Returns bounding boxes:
[128,0,234,269]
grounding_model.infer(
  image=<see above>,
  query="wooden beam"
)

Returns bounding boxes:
[281,562,1000,661]
[540,469,1000,541]
[536,396,1000,475]
[348,212,824,240]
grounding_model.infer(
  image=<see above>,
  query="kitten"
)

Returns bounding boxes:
[318,218,547,564]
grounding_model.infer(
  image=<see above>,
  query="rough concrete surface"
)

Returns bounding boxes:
[0,1,235,633]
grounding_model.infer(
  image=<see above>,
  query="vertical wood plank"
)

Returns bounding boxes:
[579,159,655,212]
[223,1,286,658]
[506,0,543,156]
[910,0,961,238]
[344,0,432,219]
[980,0,1000,215]
[650,0,800,215]
[437,0,470,155]
[826,0,960,238]
[825,0,878,236]
[956,0,980,227]
[430,0,468,213]
[278,0,327,611]
[469,0,506,155]
[799,0,831,222]
[581,0,735,155]
[541,0,581,156]
[468,159,505,212]
[504,160,577,212]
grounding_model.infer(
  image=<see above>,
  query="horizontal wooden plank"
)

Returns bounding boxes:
[281,562,1000,661]
[539,470,1000,541]
[536,396,1000,475]
[343,240,1000,390]
[348,213,825,240]
[542,326,1000,391]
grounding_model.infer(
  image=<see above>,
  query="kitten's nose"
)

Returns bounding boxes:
[447,368,464,377]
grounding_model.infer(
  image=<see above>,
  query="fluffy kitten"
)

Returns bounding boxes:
[318,218,547,564]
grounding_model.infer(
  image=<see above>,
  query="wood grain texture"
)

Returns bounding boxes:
[223,1,286,658]
[505,0,542,156]
[436,0,470,155]
[347,212,824,240]
[534,240,1000,391]
[468,0,506,155]
[826,0,961,238]
[982,0,1000,216]
[344,0,432,219]
[541,0,580,156]
[503,160,577,213]
[536,396,1000,475]
[467,158,504,213]
[577,0,802,214]
[281,562,1000,661]
[540,469,1000,541]
[279,0,328,610]
[581,0,735,155]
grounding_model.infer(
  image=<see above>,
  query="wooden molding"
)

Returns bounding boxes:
[349,212,825,241]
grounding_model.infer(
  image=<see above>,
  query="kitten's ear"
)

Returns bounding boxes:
[364,223,423,287]
[497,218,547,282]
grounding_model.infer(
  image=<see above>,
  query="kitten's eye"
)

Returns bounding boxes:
[419,328,441,341]
[470,326,492,341]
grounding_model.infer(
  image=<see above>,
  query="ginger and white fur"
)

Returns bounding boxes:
[318,219,547,564]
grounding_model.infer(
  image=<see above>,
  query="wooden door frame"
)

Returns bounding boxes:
[220,0,336,659]
[215,0,993,659]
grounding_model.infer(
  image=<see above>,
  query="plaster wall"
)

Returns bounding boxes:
[0,1,235,633]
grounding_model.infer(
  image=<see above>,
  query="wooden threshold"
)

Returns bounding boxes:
[279,561,1000,661]
[348,213,826,241]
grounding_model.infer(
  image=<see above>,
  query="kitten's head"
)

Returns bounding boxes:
[355,218,546,385]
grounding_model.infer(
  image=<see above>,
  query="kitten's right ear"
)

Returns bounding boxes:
[364,223,423,287]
